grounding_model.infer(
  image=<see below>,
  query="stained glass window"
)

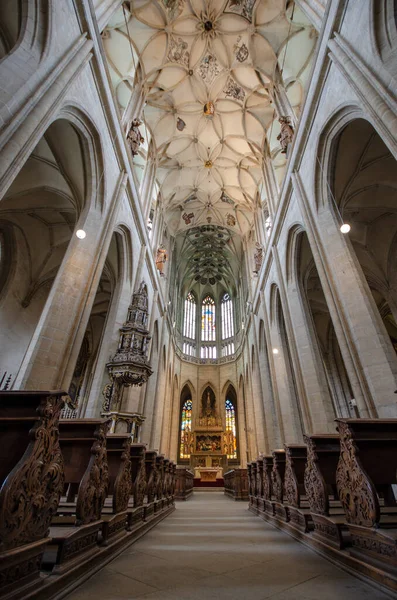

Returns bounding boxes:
[225,398,237,459]
[201,295,215,341]
[180,399,192,459]
[221,293,234,340]
[184,292,196,340]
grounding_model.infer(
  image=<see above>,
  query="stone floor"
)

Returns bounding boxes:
[66,492,392,600]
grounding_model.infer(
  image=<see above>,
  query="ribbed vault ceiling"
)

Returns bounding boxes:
[104,0,316,287]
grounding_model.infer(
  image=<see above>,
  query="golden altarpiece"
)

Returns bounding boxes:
[179,386,237,482]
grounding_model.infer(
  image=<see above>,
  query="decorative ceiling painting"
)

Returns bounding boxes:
[103,0,316,286]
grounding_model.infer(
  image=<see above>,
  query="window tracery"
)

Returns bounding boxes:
[184,291,196,341]
[221,293,234,341]
[201,295,215,341]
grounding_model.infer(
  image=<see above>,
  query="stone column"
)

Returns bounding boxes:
[14,171,126,391]
[293,171,397,417]
[283,267,336,432]
[258,295,283,449]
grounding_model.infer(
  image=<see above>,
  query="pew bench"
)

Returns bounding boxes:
[304,434,349,549]
[283,445,313,533]
[128,443,147,529]
[144,450,158,520]
[42,419,109,574]
[0,391,66,600]
[271,449,288,522]
[262,455,275,517]
[336,419,397,572]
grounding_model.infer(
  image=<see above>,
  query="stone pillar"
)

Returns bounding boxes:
[283,269,336,432]
[14,208,109,390]
[293,172,397,417]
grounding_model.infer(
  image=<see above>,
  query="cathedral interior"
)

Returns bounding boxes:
[1,1,397,599]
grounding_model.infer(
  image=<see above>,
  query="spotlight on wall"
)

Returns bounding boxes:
[272,348,279,355]
[340,223,351,234]
[76,229,86,239]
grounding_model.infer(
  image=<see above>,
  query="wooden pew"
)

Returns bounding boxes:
[154,455,165,513]
[248,462,258,512]
[170,462,177,501]
[162,458,169,507]
[100,434,132,545]
[128,443,146,529]
[335,419,397,571]
[256,458,265,516]
[175,466,194,500]
[304,434,348,549]
[284,445,313,533]
[262,455,274,516]
[223,468,248,501]
[272,449,288,522]
[144,450,158,519]
[0,391,66,600]
[43,419,109,574]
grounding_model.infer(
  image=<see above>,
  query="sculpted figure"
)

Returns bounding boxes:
[127,119,144,157]
[156,245,168,276]
[277,116,294,154]
[253,243,263,274]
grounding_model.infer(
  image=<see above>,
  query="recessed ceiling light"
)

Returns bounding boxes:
[76,229,86,239]
[272,348,279,354]
[340,223,351,234]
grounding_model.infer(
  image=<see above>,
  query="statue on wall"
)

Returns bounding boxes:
[199,386,219,427]
[253,242,263,275]
[156,245,168,276]
[127,119,144,157]
[277,116,294,154]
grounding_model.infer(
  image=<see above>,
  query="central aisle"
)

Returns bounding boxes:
[67,493,390,600]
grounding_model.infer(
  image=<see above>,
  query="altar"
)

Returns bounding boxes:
[193,455,224,481]
[179,385,238,485]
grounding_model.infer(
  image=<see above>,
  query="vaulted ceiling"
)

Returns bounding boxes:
[103,0,316,288]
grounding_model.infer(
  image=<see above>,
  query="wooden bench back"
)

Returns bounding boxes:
[0,391,66,550]
[284,445,307,507]
[336,419,397,527]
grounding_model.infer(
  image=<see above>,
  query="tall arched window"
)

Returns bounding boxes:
[184,291,196,340]
[180,399,192,459]
[201,295,215,341]
[225,398,237,459]
[221,293,234,340]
